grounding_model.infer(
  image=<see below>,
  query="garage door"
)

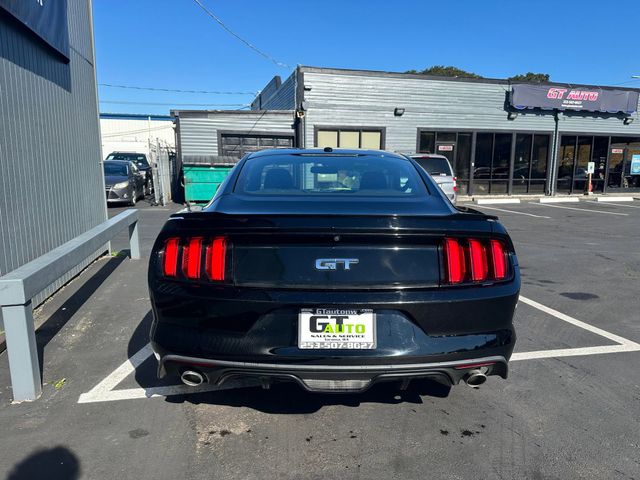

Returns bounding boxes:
[220,133,294,158]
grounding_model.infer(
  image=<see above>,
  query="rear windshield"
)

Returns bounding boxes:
[235,154,428,196]
[104,162,128,176]
[414,157,453,176]
[107,153,149,167]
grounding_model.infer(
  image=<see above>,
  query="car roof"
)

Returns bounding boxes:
[245,148,410,160]
[104,160,131,164]
[409,153,451,161]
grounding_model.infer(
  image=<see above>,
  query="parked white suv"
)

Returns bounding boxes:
[410,154,457,204]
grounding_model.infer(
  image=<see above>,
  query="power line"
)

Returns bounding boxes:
[191,0,290,69]
[98,83,257,95]
[100,100,250,107]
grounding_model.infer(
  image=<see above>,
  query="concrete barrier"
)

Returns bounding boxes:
[538,197,580,203]
[474,198,521,205]
[0,209,140,402]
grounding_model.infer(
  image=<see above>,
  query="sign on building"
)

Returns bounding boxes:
[0,0,69,60]
[510,84,639,114]
[631,154,640,176]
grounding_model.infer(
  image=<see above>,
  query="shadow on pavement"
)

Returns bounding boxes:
[5,446,80,480]
[165,379,451,414]
[36,254,127,377]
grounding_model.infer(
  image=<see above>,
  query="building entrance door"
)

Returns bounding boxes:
[608,140,640,191]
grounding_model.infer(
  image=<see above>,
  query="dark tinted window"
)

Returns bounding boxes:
[413,157,452,176]
[107,153,149,168]
[104,162,128,176]
[236,154,427,196]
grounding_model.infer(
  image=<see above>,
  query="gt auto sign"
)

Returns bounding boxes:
[0,0,69,60]
[511,84,638,114]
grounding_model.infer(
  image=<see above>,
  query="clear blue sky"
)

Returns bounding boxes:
[93,0,640,115]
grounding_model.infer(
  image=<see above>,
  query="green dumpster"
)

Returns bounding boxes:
[183,163,235,204]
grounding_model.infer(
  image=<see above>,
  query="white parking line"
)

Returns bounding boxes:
[78,297,640,403]
[511,296,640,361]
[466,204,551,219]
[585,200,640,209]
[533,203,629,216]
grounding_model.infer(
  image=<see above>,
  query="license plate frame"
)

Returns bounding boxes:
[298,308,376,350]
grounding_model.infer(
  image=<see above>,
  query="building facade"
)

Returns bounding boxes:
[0,0,106,308]
[100,113,175,157]
[252,66,640,196]
[172,110,295,166]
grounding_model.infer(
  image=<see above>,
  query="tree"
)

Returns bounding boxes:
[508,72,551,83]
[406,65,483,79]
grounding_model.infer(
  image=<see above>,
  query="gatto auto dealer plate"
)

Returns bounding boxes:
[298,308,376,349]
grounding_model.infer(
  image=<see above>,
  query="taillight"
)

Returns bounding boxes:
[490,240,507,280]
[160,236,227,281]
[468,239,488,281]
[162,238,180,277]
[182,237,203,279]
[443,238,466,284]
[443,237,509,285]
[453,176,457,192]
[205,237,226,281]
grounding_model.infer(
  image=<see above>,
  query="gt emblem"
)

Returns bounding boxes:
[315,258,359,271]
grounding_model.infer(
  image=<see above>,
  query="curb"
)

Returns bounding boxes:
[594,196,634,202]
[474,198,521,205]
[538,197,580,203]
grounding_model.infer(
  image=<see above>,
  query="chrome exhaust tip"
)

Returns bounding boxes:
[465,370,487,388]
[180,370,205,387]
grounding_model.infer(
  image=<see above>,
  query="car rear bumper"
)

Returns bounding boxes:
[157,351,508,393]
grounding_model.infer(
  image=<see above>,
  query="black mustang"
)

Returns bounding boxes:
[148,149,519,393]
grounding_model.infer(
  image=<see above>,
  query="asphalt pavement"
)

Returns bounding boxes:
[1,198,639,480]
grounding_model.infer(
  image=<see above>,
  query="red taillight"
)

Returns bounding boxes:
[490,240,507,280]
[443,238,466,284]
[443,237,508,285]
[162,238,180,277]
[468,239,488,282]
[453,176,457,192]
[182,237,203,279]
[162,236,227,281]
[205,237,226,281]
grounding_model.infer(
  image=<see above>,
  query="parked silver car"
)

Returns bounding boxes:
[104,160,145,206]
[410,154,457,203]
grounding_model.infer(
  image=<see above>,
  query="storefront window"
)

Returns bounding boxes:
[591,137,608,192]
[456,133,471,195]
[491,133,512,194]
[512,134,532,194]
[418,131,435,153]
[608,137,640,191]
[557,136,576,193]
[530,135,549,193]
[572,137,592,193]
[473,133,493,194]
[416,129,550,195]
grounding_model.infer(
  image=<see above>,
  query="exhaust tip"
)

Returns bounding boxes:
[181,370,205,387]
[465,370,487,388]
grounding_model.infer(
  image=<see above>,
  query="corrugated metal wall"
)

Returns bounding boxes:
[175,110,295,161]
[0,0,106,308]
[254,73,296,111]
[254,67,640,151]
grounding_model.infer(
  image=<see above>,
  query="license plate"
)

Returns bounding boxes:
[298,308,376,349]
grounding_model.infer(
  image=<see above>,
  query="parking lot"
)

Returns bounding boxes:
[1,198,639,480]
